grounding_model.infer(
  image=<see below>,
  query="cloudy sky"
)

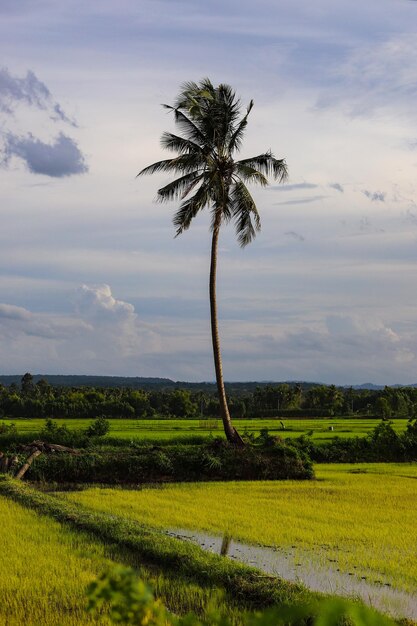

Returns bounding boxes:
[1,0,417,384]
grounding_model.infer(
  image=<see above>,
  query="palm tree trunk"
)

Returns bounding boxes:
[210,221,244,446]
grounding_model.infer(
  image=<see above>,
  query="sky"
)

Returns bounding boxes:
[1,0,417,384]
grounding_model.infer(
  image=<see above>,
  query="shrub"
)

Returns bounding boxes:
[367,420,405,459]
[38,419,88,448]
[87,566,398,626]
[85,416,110,438]
[26,440,313,483]
[402,418,417,457]
[0,422,17,436]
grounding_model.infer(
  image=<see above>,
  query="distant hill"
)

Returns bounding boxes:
[0,374,175,389]
[0,375,321,394]
[0,374,416,393]
[349,383,417,390]
[350,383,385,390]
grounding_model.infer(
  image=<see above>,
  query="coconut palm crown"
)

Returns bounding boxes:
[138,79,288,444]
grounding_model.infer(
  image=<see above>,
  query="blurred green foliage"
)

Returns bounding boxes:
[87,566,398,626]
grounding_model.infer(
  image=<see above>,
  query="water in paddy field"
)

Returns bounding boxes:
[165,528,417,621]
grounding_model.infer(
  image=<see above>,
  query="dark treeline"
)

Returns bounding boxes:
[1,374,417,420]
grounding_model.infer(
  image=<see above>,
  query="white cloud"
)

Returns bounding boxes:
[0,1,417,382]
[0,67,85,177]
[284,231,305,242]
[222,313,416,384]
[0,285,162,374]
[0,284,417,384]
[270,182,318,192]
[0,67,76,124]
[362,190,386,202]
[77,284,135,321]
[1,132,88,177]
[325,315,399,346]
[0,303,31,321]
[316,34,417,119]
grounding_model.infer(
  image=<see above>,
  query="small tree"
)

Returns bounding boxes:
[375,397,391,419]
[168,389,197,418]
[21,372,34,397]
[86,416,110,438]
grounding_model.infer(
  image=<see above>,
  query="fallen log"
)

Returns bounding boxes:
[15,449,42,480]
[18,441,80,455]
[0,441,81,480]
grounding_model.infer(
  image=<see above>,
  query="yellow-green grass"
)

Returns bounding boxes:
[64,463,417,594]
[0,494,248,625]
[0,494,112,625]
[1,417,409,442]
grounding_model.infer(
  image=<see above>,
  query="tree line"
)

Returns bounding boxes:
[0,374,417,420]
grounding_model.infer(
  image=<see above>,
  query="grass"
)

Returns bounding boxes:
[0,477,315,618]
[63,463,417,595]
[0,495,245,626]
[0,483,287,626]
[0,493,112,625]
[0,417,409,443]
[1,471,413,625]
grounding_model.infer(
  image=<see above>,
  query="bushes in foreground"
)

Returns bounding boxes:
[25,438,313,483]
[87,566,400,626]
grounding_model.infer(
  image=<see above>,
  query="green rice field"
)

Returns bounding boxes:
[0,494,112,625]
[0,493,246,625]
[64,463,417,595]
[1,417,409,442]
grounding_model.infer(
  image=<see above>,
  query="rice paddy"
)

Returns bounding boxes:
[0,494,112,625]
[1,416,409,442]
[1,416,415,623]
[63,463,417,596]
[0,492,248,625]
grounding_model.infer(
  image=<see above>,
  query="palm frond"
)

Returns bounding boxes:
[160,132,204,155]
[137,159,179,177]
[173,182,211,236]
[176,80,201,103]
[208,172,233,227]
[176,80,242,149]
[138,153,205,177]
[228,99,253,153]
[234,163,268,186]
[173,79,214,110]
[236,152,288,182]
[230,181,261,247]
[157,172,202,202]
[175,110,205,143]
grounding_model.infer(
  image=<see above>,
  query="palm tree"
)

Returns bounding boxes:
[138,79,288,445]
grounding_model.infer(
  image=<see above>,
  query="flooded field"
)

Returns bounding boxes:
[64,463,417,606]
[166,527,417,620]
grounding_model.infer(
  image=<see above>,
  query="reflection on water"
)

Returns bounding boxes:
[220,534,231,556]
[165,528,417,621]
